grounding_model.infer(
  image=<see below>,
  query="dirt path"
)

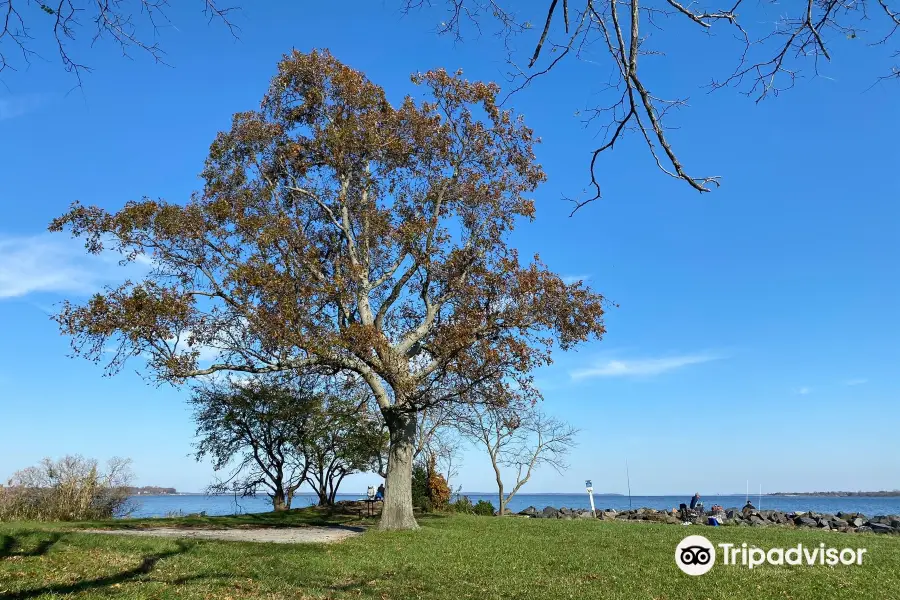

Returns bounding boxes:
[86,526,362,544]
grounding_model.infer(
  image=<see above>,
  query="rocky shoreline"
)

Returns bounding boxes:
[516,505,900,534]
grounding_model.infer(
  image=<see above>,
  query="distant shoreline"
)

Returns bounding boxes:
[769,491,900,497]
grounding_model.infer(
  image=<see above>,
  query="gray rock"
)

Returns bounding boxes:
[541,506,559,518]
[600,511,617,520]
[749,515,767,527]
[869,523,894,534]
[856,526,874,533]
[520,506,538,517]
[795,517,818,527]
[852,517,865,528]
[578,511,594,519]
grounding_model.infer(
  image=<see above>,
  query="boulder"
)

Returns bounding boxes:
[600,511,617,520]
[577,511,594,519]
[831,518,848,529]
[869,523,894,534]
[795,516,818,528]
[541,506,559,518]
[726,509,740,520]
[856,526,874,533]
[851,517,865,528]
[520,506,538,517]
[749,515,767,527]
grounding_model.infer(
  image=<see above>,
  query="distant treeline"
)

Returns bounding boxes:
[770,490,900,497]
[127,486,176,495]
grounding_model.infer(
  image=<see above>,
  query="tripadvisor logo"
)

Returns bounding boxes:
[675,535,716,576]
[675,535,868,576]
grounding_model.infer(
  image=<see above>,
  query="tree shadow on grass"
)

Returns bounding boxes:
[0,533,64,560]
[0,539,195,600]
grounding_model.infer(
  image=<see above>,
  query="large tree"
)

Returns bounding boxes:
[49,49,606,530]
[405,0,900,207]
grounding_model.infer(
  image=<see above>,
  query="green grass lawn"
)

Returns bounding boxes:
[2,510,898,599]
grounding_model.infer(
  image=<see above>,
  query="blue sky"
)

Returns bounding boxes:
[1,2,897,496]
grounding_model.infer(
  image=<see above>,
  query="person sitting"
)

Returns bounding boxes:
[742,500,756,516]
[689,493,701,510]
[375,483,385,501]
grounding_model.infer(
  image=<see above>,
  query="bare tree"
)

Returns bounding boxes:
[459,401,578,515]
[404,1,900,208]
[0,1,238,84]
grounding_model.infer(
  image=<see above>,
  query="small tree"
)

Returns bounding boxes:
[301,393,388,506]
[191,376,314,511]
[459,402,578,516]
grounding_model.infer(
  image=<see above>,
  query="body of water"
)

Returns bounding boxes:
[125,493,900,518]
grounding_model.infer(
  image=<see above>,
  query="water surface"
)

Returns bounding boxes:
[125,493,900,518]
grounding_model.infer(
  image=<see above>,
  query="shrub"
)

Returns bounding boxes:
[425,456,451,510]
[411,464,430,510]
[450,495,475,514]
[0,455,134,522]
[473,499,496,516]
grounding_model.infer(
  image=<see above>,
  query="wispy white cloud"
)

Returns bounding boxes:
[796,387,811,395]
[570,353,721,380]
[844,378,868,386]
[0,233,143,299]
[561,274,591,285]
[0,94,49,121]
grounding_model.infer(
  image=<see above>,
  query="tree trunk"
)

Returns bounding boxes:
[273,490,288,512]
[379,409,419,530]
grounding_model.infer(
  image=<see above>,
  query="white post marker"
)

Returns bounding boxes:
[585,479,596,517]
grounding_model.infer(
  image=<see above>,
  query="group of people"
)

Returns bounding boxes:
[367,483,385,501]
[688,492,756,514]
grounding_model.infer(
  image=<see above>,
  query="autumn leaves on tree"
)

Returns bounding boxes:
[49,49,606,530]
